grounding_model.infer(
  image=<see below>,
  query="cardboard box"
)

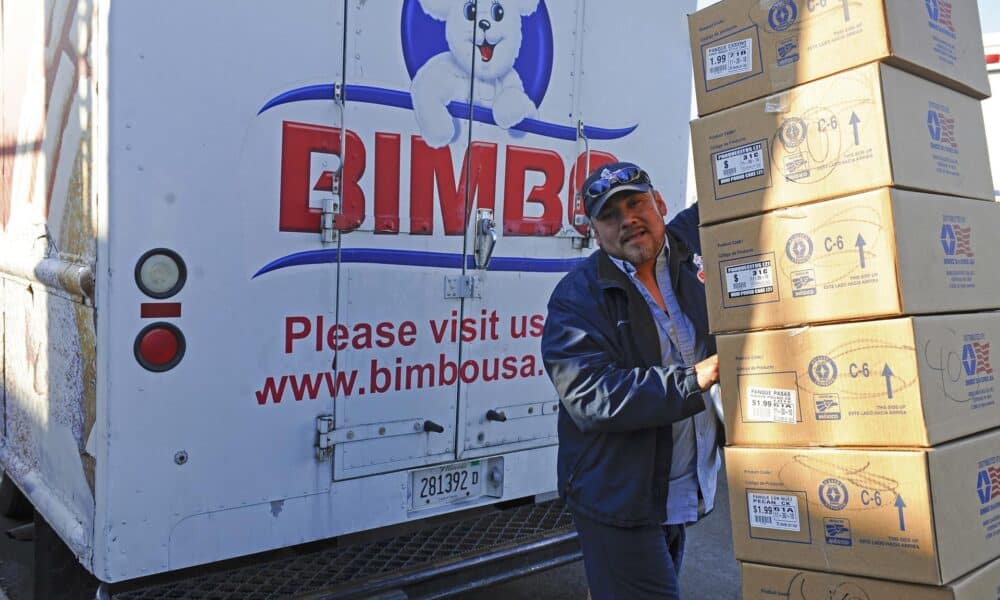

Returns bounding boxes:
[726,428,1000,584]
[701,188,1000,333]
[741,559,1000,600]
[690,63,994,226]
[689,0,990,117]
[717,313,1000,447]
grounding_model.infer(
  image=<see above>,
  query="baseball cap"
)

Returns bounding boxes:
[581,161,652,219]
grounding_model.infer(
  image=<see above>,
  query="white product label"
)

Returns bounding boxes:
[746,386,798,423]
[748,492,801,531]
[715,142,765,185]
[705,38,753,81]
[725,260,774,298]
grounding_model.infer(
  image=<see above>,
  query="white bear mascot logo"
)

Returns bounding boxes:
[411,0,541,148]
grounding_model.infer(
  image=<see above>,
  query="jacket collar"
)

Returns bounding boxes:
[596,227,691,290]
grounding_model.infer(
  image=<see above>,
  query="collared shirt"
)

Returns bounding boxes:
[609,239,722,525]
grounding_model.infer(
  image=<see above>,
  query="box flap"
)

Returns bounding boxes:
[928,429,1000,583]
[883,0,991,99]
[892,189,1000,315]
[912,313,1000,446]
[878,64,994,202]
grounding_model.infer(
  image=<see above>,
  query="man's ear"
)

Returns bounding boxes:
[417,0,451,21]
[512,0,541,16]
[653,190,668,217]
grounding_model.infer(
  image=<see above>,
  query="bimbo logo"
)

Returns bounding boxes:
[925,0,956,34]
[253,1,639,277]
[963,342,992,377]
[977,466,1000,505]
[940,223,973,257]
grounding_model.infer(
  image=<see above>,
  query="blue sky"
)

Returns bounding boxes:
[982,0,1000,34]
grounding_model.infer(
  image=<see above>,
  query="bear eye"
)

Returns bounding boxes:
[464,1,476,20]
[491,2,504,21]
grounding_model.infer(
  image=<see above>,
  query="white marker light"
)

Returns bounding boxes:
[135,249,186,298]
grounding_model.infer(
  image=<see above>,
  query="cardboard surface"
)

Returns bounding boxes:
[741,558,1000,600]
[690,63,994,225]
[717,314,1000,447]
[700,188,1000,333]
[726,429,1000,584]
[689,0,990,116]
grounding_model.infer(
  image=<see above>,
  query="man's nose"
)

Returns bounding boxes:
[478,19,491,31]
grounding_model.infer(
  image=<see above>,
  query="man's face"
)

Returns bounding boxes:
[590,190,667,268]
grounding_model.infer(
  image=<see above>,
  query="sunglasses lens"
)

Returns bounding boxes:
[587,179,610,197]
[619,167,640,183]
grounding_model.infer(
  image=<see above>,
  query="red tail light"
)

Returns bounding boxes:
[987,54,1000,65]
[135,323,185,372]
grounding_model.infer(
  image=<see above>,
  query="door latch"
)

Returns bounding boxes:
[474,208,498,270]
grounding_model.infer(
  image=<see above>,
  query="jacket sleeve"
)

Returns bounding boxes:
[541,290,706,434]
[668,203,702,254]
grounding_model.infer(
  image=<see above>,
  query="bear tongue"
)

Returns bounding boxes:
[478,43,495,62]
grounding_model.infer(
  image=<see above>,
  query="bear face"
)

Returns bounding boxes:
[418,0,540,83]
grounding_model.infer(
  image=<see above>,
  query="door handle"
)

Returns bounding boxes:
[423,420,445,434]
[474,208,497,270]
[486,409,507,422]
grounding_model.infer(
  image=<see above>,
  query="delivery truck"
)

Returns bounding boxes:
[0,0,697,596]
[986,32,1000,197]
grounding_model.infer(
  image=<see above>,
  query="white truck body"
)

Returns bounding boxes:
[0,0,696,582]
[985,32,1000,197]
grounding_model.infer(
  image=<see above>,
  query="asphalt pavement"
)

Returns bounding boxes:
[455,468,740,599]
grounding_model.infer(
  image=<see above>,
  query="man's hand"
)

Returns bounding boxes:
[695,354,719,391]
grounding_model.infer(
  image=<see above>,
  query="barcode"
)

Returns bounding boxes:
[721,167,738,177]
[709,65,727,76]
[753,515,773,526]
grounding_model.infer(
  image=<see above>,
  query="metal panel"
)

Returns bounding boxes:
[329,0,489,479]
[455,0,584,458]
[102,0,347,581]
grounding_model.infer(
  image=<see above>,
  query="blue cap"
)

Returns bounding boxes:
[581,161,652,219]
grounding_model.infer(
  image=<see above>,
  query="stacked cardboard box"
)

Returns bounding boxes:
[687,0,1000,595]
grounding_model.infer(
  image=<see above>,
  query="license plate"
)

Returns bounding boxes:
[410,461,484,510]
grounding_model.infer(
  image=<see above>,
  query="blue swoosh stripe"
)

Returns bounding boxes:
[253,248,583,278]
[258,84,637,141]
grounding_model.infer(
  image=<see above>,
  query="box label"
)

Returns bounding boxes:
[824,517,853,546]
[705,38,753,81]
[748,492,801,531]
[927,101,962,178]
[726,260,774,298]
[746,386,798,423]
[715,142,765,186]
[941,214,976,290]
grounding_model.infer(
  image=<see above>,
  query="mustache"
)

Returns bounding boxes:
[620,227,649,243]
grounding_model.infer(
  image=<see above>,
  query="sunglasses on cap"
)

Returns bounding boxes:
[585,166,650,199]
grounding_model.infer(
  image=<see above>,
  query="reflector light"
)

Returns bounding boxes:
[134,323,185,372]
[135,249,186,298]
[987,54,1000,65]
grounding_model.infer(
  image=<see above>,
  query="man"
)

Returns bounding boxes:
[541,162,723,599]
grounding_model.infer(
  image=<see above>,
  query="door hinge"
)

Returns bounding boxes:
[321,174,342,245]
[316,415,336,460]
[444,274,482,299]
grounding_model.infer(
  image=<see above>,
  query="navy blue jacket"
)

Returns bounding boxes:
[541,204,716,527]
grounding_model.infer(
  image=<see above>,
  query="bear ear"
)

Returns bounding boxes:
[417,0,452,21]
[512,0,540,16]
